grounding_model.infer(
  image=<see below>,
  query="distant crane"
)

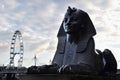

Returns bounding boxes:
[9,30,24,68]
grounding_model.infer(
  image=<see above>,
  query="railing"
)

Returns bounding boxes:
[0,68,27,74]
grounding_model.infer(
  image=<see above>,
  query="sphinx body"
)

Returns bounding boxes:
[96,49,117,75]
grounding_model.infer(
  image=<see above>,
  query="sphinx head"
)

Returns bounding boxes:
[57,6,96,38]
[63,6,86,34]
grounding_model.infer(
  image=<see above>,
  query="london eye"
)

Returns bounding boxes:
[9,30,24,67]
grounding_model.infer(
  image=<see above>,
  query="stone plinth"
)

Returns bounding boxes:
[19,74,120,80]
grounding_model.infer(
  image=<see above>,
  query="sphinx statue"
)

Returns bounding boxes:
[52,6,103,74]
[27,6,117,75]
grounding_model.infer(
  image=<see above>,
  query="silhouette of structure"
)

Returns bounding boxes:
[33,55,37,66]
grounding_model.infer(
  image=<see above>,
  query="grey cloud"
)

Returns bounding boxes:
[0,42,9,55]
[96,27,108,33]
[46,40,57,51]
[110,33,120,37]
[25,39,49,51]
[108,44,120,48]
[90,0,112,9]
[0,31,12,41]
[52,0,113,10]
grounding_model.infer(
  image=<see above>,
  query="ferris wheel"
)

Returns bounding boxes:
[9,30,24,67]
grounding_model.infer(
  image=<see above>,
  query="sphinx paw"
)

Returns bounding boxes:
[58,65,73,74]
[58,64,94,74]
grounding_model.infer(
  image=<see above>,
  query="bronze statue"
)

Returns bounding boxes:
[52,6,103,74]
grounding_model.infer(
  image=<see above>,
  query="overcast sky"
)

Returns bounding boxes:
[0,0,120,68]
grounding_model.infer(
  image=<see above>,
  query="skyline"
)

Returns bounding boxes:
[0,0,120,68]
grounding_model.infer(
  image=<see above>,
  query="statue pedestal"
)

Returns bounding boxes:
[19,74,119,80]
